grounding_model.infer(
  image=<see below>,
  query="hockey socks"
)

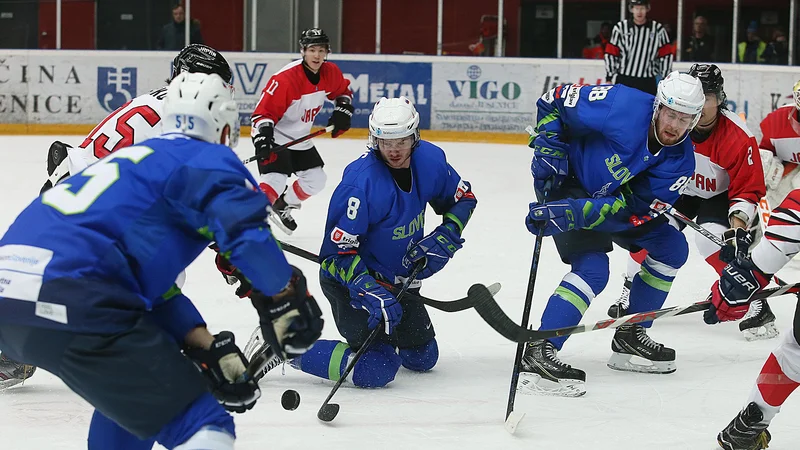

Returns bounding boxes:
[296,339,401,388]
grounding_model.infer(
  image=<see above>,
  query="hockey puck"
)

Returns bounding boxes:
[281,389,301,411]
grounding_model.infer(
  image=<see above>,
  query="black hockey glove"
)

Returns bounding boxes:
[250,265,324,360]
[720,228,756,264]
[253,125,277,160]
[185,331,261,414]
[327,99,354,138]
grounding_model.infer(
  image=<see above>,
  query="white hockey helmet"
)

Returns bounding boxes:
[163,72,240,148]
[792,79,800,110]
[652,71,705,144]
[368,96,421,151]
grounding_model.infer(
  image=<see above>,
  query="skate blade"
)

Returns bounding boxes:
[0,378,24,391]
[268,214,294,235]
[517,372,586,397]
[607,352,676,374]
[742,322,780,342]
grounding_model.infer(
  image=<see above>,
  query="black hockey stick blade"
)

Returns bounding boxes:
[317,403,340,422]
[466,282,800,344]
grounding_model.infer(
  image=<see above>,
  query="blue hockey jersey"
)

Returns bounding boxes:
[533,83,695,232]
[0,134,291,334]
[319,141,476,286]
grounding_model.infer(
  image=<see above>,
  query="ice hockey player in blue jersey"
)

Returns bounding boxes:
[244,96,477,387]
[520,71,705,397]
[0,72,323,450]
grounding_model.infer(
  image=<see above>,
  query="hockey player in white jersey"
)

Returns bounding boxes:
[708,189,800,449]
[6,44,234,391]
[40,44,233,193]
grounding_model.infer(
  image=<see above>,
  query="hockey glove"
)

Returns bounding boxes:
[405,223,464,280]
[526,199,586,236]
[349,272,403,334]
[704,256,771,324]
[209,244,253,298]
[250,265,324,360]
[719,228,756,264]
[328,99,354,138]
[530,134,569,193]
[185,331,261,414]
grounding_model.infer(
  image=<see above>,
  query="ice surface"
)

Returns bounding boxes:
[1,135,798,449]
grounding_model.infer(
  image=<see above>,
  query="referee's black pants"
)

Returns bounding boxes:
[616,75,658,96]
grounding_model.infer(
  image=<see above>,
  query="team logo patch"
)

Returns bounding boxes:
[564,85,582,108]
[331,227,359,249]
[97,67,137,113]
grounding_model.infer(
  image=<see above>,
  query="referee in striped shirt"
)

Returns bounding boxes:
[604,0,673,95]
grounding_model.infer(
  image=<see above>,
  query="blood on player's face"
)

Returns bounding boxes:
[378,136,414,169]
[655,106,695,146]
[303,46,328,73]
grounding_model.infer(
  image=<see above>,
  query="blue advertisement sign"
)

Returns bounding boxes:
[315,60,431,129]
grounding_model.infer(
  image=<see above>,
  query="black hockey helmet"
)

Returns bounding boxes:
[299,28,330,51]
[629,0,650,6]
[688,63,726,105]
[170,44,233,85]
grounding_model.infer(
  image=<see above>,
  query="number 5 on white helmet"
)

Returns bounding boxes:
[163,72,240,148]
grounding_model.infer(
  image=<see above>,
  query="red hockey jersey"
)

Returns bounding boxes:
[751,188,800,274]
[685,110,765,222]
[760,104,800,164]
[251,60,352,150]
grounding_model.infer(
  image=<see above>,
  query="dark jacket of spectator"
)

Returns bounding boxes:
[684,16,715,61]
[157,6,204,50]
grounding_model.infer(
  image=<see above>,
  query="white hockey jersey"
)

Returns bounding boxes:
[751,189,800,274]
[67,87,167,174]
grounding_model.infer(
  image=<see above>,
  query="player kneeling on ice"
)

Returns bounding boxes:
[609,64,774,341]
[521,72,704,396]
[0,73,323,450]
[705,190,800,450]
[241,97,477,387]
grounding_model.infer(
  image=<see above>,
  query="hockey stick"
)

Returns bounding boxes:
[665,208,793,287]
[241,125,334,165]
[275,239,502,312]
[317,261,424,422]
[504,181,552,434]
[465,281,800,344]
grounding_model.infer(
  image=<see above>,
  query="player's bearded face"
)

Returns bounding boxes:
[655,107,695,145]
[378,136,414,169]
[303,46,328,72]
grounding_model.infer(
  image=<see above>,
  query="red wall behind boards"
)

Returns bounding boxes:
[342,0,520,56]
[186,0,244,52]
[39,0,95,49]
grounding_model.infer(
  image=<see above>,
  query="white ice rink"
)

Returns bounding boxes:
[1,134,799,449]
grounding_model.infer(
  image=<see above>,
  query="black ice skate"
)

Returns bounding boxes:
[607,275,632,318]
[607,324,676,374]
[518,340,586,397]
[717,402,771,450]
[739,299,779,342]
[0,353,36,390]
[269,193,299,235]
[243,327,283,381]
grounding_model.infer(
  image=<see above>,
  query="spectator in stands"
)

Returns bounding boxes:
[738,21,766,64]
[764,28,789,65]
[156,4,204,50]
[582,22,612,59]
[685,16,716,62]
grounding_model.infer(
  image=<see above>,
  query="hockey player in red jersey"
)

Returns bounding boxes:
[709,190,800,450]
[40,44,233,194]
[759,79,800,211]
[250,28,354,234]
[608,64,771,339]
